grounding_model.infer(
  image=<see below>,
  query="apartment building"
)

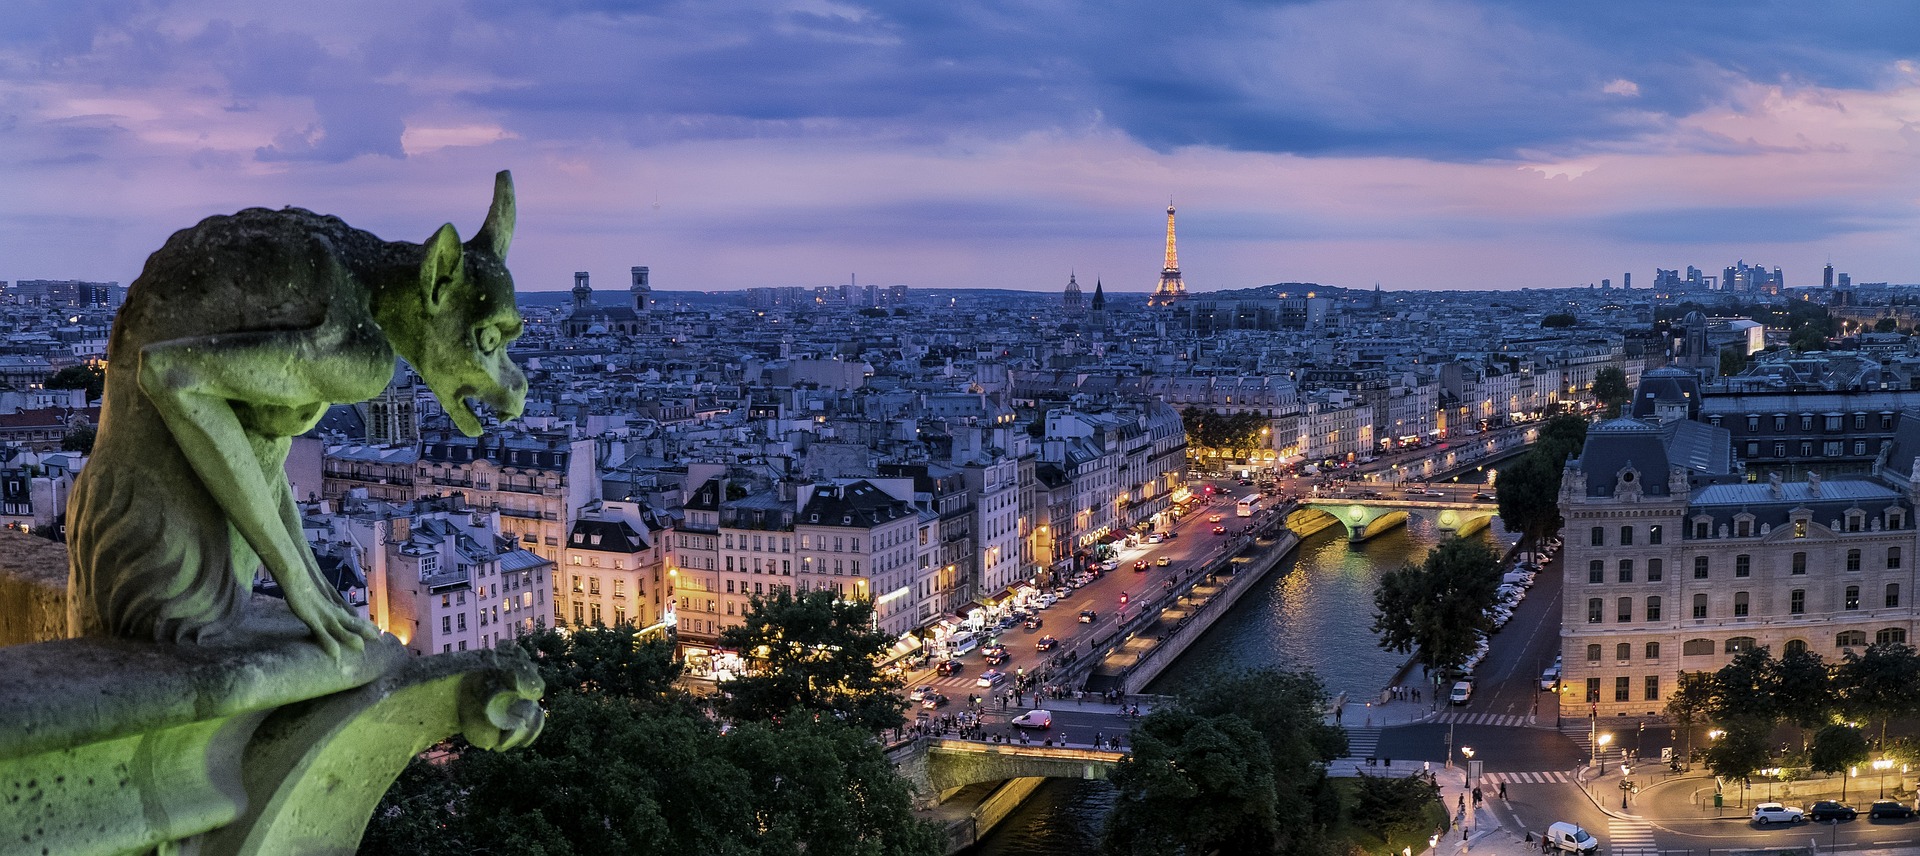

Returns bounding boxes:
[557,500,670,630]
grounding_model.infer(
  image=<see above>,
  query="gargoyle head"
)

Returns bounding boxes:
[402,171,528,437]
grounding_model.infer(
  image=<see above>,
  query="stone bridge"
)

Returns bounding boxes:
[1293,497,1500,543]
[889,738,1125,803]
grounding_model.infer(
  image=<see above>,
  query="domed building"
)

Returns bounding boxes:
[562,268,650,337]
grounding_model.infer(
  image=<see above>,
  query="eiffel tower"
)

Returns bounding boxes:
[1148,204,1187,306]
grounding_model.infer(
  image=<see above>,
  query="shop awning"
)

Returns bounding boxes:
[879,634,923,664]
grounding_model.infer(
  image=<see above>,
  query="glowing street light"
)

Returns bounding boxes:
[1876,758,1895,798]
[1592,733,1613,770]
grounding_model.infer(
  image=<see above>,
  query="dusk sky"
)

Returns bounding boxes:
[5,1,1920,294]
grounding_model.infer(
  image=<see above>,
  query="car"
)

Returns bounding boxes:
[1869,800,1916,819]
[1212,525,1227,534]
[1161,530,1178,539]
[1473,492,1495,501]
[1100,559,1120,572]
[936,659,964,677]
[1753,802,1806,825]
[1539,666,1561,692]
[1448,680,1472,705]
[1208,514,1223,523]
[1035,635,1058,651]
[1147,533,1164,544]
[1134,560,1149,571]
[921,692,949,709]
[1544,822,1598,854]
[1239,478,1253,485]
[1810,801,1857,821]
[983,649,1009,666]
[976,669,1007,688]
[1024,616,1043,630]
[1423,489,1446,496]
[1079,609,1097,623]
[909,685,933,702]
[1010,709,1053,729]
[1156,556,1171,566]
[1036,593,1058,608]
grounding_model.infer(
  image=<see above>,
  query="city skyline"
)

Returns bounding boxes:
[5,2,1920,293]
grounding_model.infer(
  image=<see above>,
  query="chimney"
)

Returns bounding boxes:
[1807,471,1822,498]
[1769,472,1783,500]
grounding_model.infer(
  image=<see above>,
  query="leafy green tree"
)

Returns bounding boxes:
[1809,723,1870,798]
[717,588,905,732]
[1494,451,1561,539]
[1709,647,1781,725]
[1769,647,1836,736]
[43,363,105,400]
[1702,721,1773,782]
[1718,347,1748,377]
[1836,642,1920,744]
[1665,671,1714,759]
[61,425,96,454]
[1349,773,1441,841]
[1591,367,1630,417]
[515,622,682,700]
[1541,313,1576,328]
[1371,538,1501,678]
[1104,708,1280,856]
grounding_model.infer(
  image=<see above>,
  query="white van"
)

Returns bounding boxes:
[1011,710,1053,729]
[1545,822,1598,854]
[947,631,979,657]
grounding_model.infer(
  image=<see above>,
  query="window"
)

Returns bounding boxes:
[1726,636,1757,653]
[1587,598,1603,623]
[1585,677,1600,703]
[441,616,450,634]
[1646,596,1662,621]
[725,580,734,594]
[1792,552,1807,574]
[1855,441,1868,456]
[1591,526,1605,546]
[1775,415,1788,431]
[1649,525,1663,545]
[1891,547,1903,569]
[1645,641,1661,660]
[1683,638,1715,655]
[1618,560,1634,583]
[1803,414,1816,431]
[1747,415,1760,431]
[1589,561,1604,584]
[1616,642,1631,661]
[1695,520,1710,538]
[1837,630,1867,648]
[1877,627,1908,645]
[612,579,625,599]
[1648,558,1663,581]
[589,577,600,595]
[1848,549,1862,572]
[1618,597,1633,622]
[1693,593,1708,618]
[589,603,601,625]
[1746,441,1760,457]
[1734,591,1750,617]
[1735,554,1750,577]
[1846,585,1860,610]
[1694,556,1709,579]
[1615,676,1631,702]
[572,603,584,624]
[1889,583,1901,608]
[1773,442,1786,458]
[1790,589,1806,615]
[1736,517,1752,537]
[1645,675,1660,700]
[1587,643,1602,662]
[1620,526,1634,546]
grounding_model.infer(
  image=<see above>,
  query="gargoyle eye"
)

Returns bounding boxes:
[476,324,502,354]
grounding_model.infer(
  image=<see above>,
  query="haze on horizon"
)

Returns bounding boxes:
[5,1,1920,294]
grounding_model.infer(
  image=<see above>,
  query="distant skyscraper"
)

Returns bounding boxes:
[1063,272,1084,314]
[1824,262,1834,289]
[1147,205,1187,307]
[1623,272,1631,290]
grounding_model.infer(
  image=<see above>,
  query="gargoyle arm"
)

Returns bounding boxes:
[138,330,382,658]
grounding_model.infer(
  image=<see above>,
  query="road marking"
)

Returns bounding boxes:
[1483,771,1571,784]
[1608,818,1657,856]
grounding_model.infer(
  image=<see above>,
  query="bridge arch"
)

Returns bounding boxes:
[1297,499,1500,543]
[891,739,1124,802]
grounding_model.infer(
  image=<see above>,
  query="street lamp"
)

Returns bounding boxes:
[1463,746,1475,790]
[1593,733,1613,770]
[1876,758,1894,798]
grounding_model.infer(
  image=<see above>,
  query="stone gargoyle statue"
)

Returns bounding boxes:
[68,171,528,658]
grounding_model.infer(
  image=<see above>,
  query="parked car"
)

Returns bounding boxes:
[1543,822,1598,854]
[1156,556,1172,566]
[976,669,1007,688]
[1449,680,1473,705]
[1011,709,1053,729]
[1539,666,1561,692]
[1079,609,1098,623]
[1869,800,1916,819]
[1035,635,1058,651]
[1810,801,1857,821]
[1753,802,1806,825]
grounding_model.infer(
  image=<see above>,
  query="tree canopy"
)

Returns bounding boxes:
[1180,408,1272,458]
[361,621,940,856]
[43,363,104,400]
[1541,313,1576,328]
[1371,538,1501,677]
[1590,367,1629,417]
[716,588,907,732]
[1495,415,1587,539]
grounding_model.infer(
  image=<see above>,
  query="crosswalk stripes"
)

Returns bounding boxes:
[1434,711,1531,727]
[1481,770,1572,785]
[1344,727,1382,760]
[1607,819,1658,856]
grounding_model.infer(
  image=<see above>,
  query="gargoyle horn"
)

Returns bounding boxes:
[473,170,515,260]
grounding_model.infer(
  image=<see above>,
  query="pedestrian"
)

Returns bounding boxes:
[1472,786,1482,805]
[1498,782,1508,800]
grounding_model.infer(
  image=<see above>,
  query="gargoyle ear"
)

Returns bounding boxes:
[423,223,464,310]
[472,170,515,260]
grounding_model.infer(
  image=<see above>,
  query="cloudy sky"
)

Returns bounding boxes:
[5,0,1920,294]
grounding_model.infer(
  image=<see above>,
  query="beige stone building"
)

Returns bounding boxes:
[1559,416,1920,719]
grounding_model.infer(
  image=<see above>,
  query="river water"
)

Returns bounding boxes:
[965,506,1516,855]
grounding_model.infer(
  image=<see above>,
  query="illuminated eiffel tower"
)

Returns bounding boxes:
[1147,204,1187,306]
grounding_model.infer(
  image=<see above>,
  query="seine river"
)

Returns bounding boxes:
[965,509,1516,855]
